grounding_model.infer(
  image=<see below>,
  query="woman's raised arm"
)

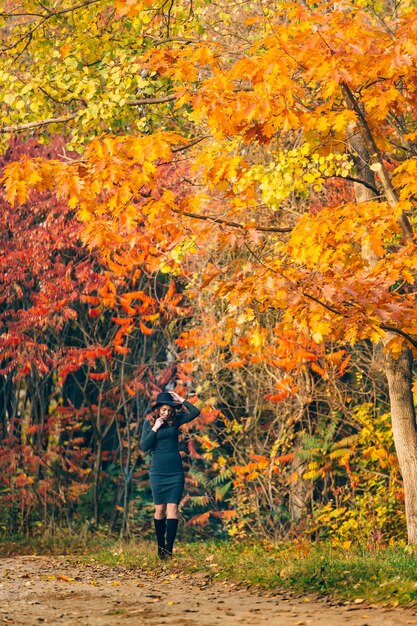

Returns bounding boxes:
[177,400,200,426]
[140,419,157,451]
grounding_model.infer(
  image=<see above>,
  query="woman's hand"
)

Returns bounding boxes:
[152,417,165,432]
[170,391,184,404]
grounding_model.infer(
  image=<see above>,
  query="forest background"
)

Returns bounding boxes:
[1,0,417,560]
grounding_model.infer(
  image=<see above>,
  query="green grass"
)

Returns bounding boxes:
[3,533,417,606]
[0,529,114,557]
[81,539,417,606]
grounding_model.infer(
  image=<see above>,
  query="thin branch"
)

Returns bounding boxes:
[129,84,255,108]
[0,113,77,133]
[1,0,102,54]
[302,291,343,317]
[171,207,293,233]
[38,86,85,107]
[304,292,417,350]
[380,324,417,349]
[237,253,417,351]
[0,95,191,134]
[128,94,178,106]
[0,0,102,19]
[172,135,209,152]
[152,37,197,45]
[329,175,379,195]
[0,10,43,17]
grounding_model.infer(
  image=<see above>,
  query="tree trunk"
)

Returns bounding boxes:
[288,450,312,523]
[93,438,102,527]
[385,348,417,543]
[348,124,417,542]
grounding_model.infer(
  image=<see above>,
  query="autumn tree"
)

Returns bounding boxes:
[0,136,194,535]
[1,0,417,541]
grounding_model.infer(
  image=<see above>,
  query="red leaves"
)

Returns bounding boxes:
[112,316,132,326]
[188,439,203,459]
[275,453,295,464]
[225,359,246,369]
[15,473,31,488]
[114,344,130,354]
[139,321,154,335]
[89,372,108,381]
[124,383,136,397]
[0,139,105,382]
[188,511,211,526]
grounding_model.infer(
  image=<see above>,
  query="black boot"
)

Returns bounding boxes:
[154,517,167,559]
[165,518,179,557]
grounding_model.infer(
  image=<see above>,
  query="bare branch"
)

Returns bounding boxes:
[380,324,417,350]
[329,175,379,195]
[172,135,209,152]
[171,207,293,233]
[128,94,178,106]
[0,113,77,134]
[1,0,103,55]
[0,0,102,20]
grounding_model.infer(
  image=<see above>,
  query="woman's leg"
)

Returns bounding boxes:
[154,503,167,520]
[166,503,178,519]
[166,503,179,556]
[154,504,167,558]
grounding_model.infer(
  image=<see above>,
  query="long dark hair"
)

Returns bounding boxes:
[147,405,177,427]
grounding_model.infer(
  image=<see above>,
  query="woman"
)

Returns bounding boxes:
[140,390,200,559]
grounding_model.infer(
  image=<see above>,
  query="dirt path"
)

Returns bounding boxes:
[1,556,417,626]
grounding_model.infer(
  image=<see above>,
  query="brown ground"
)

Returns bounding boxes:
[1,556,417,626]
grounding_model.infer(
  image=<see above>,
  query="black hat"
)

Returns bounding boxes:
[150,392,181,412]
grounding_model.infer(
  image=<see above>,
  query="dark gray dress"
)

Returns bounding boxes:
[140,401,200,504]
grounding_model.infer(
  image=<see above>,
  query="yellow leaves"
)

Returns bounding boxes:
[363,445,389,468]
[370,162,382,172]
[331,110,357,134]
[392,158,417,201]
[384,335,407,359]
[59,43,72,59]
[249,144,353,210]
[205,154,244,189]
[2,158,54,205]
[2,132,189,260]
[311,320,332,344]
[114,0,154,18]
[288,200,399,274]
[369,325,386,344]
[189,45,216,68]
[250,327,265,350]
[57,575,75,582]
